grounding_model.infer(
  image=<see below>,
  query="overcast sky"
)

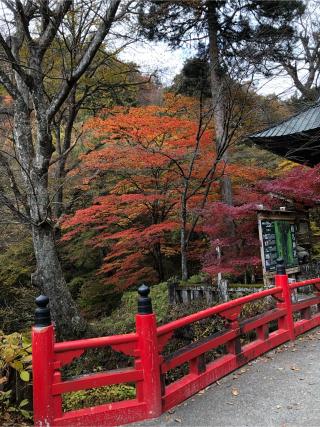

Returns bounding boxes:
[119,40,297,99]
[119,40,193,85]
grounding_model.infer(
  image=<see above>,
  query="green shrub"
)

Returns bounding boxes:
[0,331,33,421]
[228,283,264,289]
[241,298,274,319]
[0,391,31,422]
[98,282,169,335]
[62,384,135,411]
[77,278,123,318]
[178,273,211,287]
[0,238,36,334]
[0,238,35,289]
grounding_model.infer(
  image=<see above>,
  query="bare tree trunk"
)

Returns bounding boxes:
[30,166,86,339]
[31,222,86,339]
[181,199,188,281]
[153,242,165,282]
[53,89,77,219]
[207,1,233,206]
[0,0,121,339]
[207,2,232,300]
[13,102,86,338]
[54,155,67,219]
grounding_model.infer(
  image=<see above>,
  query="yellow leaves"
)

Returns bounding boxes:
[162,246,180,257]
[10,361,23,372]
[276,159,298,175]
[2,347,15,363]
[0,331,32,384]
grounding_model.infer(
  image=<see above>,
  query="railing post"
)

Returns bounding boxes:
[135,285,162,419]
[32,295,55,426]
[275,259,295,341]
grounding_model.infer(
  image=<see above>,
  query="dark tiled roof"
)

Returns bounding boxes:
[251,102,320,139]
[248,100,320,166]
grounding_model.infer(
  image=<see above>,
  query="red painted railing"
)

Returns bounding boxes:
[32,264,320,426]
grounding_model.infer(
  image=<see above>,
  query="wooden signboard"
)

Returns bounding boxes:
[258,212,300,282]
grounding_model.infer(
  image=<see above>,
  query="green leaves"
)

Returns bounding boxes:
[0,331,32,420]
[19,371,30,382]
[19,399,29,408]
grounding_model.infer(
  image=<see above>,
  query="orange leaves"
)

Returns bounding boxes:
[82,106,214,167]
[226,164,269,182]
[62,101,219,288]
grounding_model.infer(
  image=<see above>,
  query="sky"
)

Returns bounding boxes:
[119,40,193,86]
[119,40,297,99]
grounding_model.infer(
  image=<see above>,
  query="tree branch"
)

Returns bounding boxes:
[48,0,121,120]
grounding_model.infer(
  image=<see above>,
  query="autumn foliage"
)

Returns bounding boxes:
[62,98,217,288]
[262,164,320,206]
[61,94,302,289]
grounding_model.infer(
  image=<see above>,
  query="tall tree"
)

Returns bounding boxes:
[138,0,305,205]
[50,51,139,219]
[0,0,127,339]
[138,0,304,298]
[256,0,320,104]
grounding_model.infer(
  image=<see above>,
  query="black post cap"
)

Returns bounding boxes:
[35,295,51,327]
[276,258,286,275]
[137,284,153,314]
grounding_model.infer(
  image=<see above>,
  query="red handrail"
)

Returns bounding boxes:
[54,332,138,352]
[32,271,320,427]
[157,286,280,336]
[289,277,320,289]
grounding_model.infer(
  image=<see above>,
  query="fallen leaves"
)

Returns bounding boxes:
[231,387,239,397]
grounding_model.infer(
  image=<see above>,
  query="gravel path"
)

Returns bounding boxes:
[133,328,320,427]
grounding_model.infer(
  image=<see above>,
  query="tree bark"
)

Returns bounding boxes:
[12,98,86,338]
[181,198,188,281]
[0,0,121,339]
[207,1,233,206]
[31,222,87,339]
[207,2,233,299]
[53,89,78,219]
[153,242,165,282]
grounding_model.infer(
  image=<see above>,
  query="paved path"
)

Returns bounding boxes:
[135,328,320,427]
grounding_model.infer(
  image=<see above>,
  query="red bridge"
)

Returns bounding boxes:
[32,260,320,426]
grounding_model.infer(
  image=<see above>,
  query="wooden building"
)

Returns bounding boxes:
[248,100,320,283]
[249,100,320,166]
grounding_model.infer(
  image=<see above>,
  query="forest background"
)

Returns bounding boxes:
[1,0,320,422]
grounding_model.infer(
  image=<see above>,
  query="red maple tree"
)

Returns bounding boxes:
[62,99,217,288]
[201,163,276,278]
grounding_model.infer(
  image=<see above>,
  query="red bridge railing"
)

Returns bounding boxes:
[32,260,320,426]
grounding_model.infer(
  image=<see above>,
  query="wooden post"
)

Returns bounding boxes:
[32,295,55,426]
[275,259,295,341]
[135,285,162,419]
